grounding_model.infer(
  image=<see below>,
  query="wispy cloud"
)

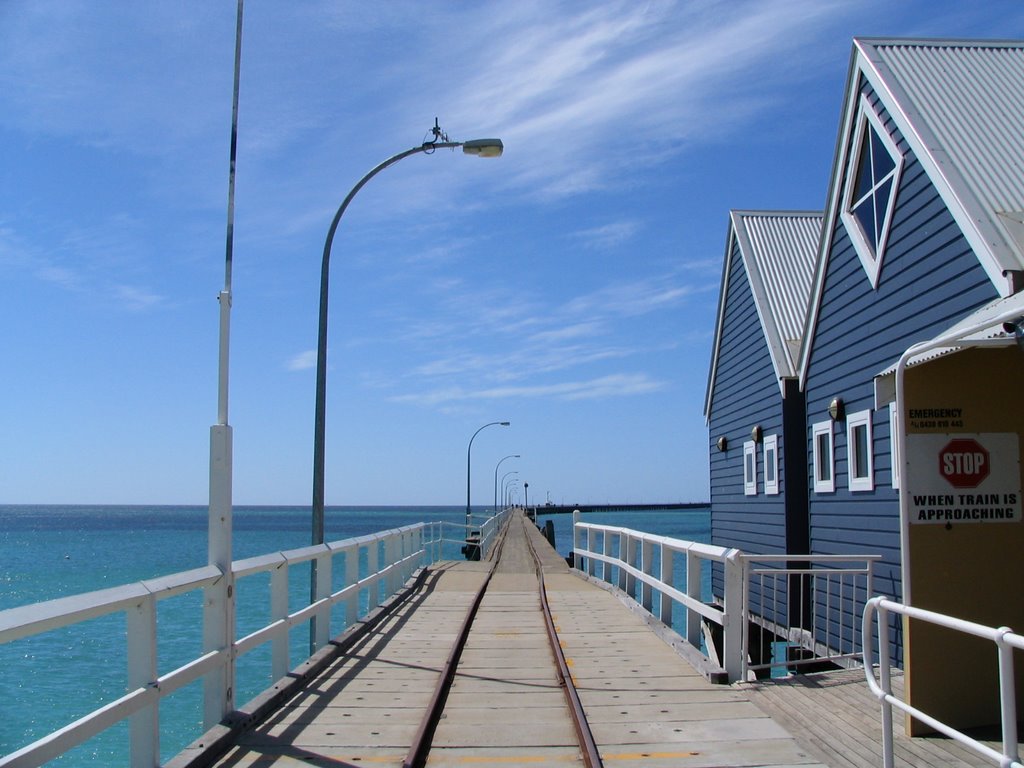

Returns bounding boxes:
[570,220,642,250]
[441,0,851,198]
[391,373,666,407]
[287,349,318,371]
[113,285,163,312]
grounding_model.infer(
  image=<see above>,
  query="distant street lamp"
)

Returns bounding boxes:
[493,454,520,511]
[505,478,520,509]
[501,471,518,510]
[524,482,530,517]
[465,421,510,528]
[310,121,503,649]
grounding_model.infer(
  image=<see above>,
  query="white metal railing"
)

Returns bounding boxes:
[571,511,744,680]
[0,511,509,768]
[740,554,881,679]
[863,597,1024,768]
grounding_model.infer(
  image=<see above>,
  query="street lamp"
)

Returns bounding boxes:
[465,421,510,528]
[310,121,503,647]
[493,454,520,511]
[503,475,520,512]
[501,471,519,510]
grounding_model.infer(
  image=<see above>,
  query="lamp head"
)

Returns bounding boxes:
[462,138,504,158]
[499,421,510,426]
[1003,317,1024,353]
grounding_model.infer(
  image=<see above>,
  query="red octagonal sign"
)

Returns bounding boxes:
[939,438,991,488]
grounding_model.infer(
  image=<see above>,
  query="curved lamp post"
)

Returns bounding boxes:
[493,454,520,512]
[310,122,503,646]
[465,421,509,528]
[501,471,519,511]
[503,475,519,509]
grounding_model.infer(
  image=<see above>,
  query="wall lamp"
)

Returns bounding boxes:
[750,425,763,443]
[828,397,845,421]
[716,436,728,452]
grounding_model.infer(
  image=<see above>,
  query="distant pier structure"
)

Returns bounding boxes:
[531,502,709,515]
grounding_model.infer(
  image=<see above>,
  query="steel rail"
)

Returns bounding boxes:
[401,520,510,768]
[523,516,605,768]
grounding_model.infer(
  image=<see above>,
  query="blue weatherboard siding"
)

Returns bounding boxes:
[804,78,1000,662]
[709,237,789,557]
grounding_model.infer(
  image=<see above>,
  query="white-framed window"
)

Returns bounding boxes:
[743,440,757,496]
[763,434,779,495]
[840,94,904,289]
[889,401,900,490]
[847,410,874,492]
[813,421,835,493]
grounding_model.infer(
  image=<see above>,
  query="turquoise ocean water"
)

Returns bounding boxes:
[0,504,709,765]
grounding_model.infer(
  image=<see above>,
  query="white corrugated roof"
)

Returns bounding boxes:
[704,211,821,420]
[734,211,821,367]
[799,37,1024,389]
[859,38,1024,278]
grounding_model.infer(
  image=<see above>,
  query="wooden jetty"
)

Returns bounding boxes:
[174,511,1004,768]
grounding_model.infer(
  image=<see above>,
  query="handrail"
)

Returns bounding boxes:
[740,553,880,679]
[0,518,462,768]
[863,596,1024,768]
[571,513,743,681]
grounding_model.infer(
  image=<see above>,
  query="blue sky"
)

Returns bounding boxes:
[3,1,1023,507]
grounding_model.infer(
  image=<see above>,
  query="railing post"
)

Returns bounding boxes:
[127,595,158,768]
[385,533,398,595]
[723,549,744,682]
[875,599,894,768]
[313,550,331,650]
[587,525,597,577]
[344,544,360,626]
[603,529,613,584]
[271,561,289,681]
[625,535,638,599]
[660,543,673,629]
[618,532,628,592]
[367,540,380,610]
[641,538,654,613]
[996,628,1020,765]
[572,510,581,572]
[685,545,701,649]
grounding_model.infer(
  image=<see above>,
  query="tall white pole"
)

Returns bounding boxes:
[204,0,243,730]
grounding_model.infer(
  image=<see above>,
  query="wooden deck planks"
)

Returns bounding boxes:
[742,668,1013,768]
[202,512,1018,768]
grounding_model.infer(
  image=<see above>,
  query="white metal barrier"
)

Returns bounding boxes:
[0,512,516,768]
[740,554,880,679]
[863,596,1024,768]
[571,512,744,680]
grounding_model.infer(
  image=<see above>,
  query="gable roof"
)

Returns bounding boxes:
[799,37,1024,386]
[704,211,821,421]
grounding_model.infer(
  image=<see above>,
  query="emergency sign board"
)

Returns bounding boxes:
[907,433,1021,524]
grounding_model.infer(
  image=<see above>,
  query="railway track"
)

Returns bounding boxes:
[402,510,603,767]
[201,510,603,767]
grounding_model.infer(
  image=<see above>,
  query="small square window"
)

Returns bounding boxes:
[813,421,834,493]
[764,434,779,495]
[743,441,757,496]
[848,410,874,492]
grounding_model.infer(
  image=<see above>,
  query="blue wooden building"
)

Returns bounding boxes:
[706,38,1024,726]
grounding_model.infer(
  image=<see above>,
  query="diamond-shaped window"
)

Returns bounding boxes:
[841,96,903,288]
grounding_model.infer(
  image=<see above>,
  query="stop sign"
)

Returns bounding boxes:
[939,438,990,488]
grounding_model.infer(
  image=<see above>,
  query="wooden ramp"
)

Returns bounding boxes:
[196,513,825,767]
